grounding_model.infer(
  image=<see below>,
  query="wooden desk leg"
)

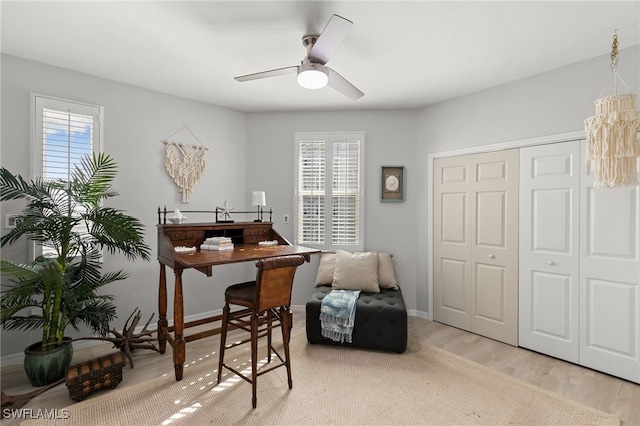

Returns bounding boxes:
[158,263,168,354]
[173,268,185,381]
[282,306,293,390]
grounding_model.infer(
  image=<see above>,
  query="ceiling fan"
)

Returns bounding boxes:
[234,14,364,100]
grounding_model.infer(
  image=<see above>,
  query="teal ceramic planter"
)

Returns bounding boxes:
[23,338,73,387]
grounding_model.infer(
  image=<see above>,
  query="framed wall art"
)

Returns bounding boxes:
[380,165,405,202]
[5,214,21,229]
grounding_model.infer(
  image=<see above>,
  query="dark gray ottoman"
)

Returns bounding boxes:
[305,286,408,353]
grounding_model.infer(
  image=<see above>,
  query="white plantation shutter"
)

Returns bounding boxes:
[295,132,364,251]
[32,95,103,258]
[34,96,102,180]
[331,139,360,246]
[297,137,326,245]
[42,108,94,180]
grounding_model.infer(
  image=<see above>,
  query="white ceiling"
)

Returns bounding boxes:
[2,1,639,112]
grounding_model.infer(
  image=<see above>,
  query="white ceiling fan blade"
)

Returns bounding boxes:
[327,67,364,100]
[308,14,352,65]
[235,66,298,82]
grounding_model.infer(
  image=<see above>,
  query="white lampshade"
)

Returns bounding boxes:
[297,63,328,89]
[585,94,640,187]
[252,191,266,207]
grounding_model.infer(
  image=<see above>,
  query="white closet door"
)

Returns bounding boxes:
[579,146,640,383]
[433,155,473,331]
[471,149,519,346]
[519,141,580,362]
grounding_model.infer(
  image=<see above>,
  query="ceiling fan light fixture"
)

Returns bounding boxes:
[297,63,328,89]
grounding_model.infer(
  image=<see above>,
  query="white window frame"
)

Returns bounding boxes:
[30,94,104,259]
[293,132,365,252]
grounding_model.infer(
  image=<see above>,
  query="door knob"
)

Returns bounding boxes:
[488,254,495,259]
[547,260,554,265]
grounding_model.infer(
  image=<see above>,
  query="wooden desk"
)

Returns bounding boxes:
[157,222,319,381]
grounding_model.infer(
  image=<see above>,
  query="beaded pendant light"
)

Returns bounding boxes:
[584,33,640,188]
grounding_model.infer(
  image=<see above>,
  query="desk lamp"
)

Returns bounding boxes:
[252,191,266,222]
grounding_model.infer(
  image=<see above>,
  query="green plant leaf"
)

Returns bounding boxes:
[0,153,150,345]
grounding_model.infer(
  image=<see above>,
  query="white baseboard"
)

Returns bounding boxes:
[410,309,431,320]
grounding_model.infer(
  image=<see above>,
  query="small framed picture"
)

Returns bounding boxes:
[380,166,405,202]
[5,214,21,229]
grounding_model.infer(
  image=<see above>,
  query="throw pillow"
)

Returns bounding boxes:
[314,252,336,286]
[377,252,399,290]
[332,250,380,293]
[354,251,400,290]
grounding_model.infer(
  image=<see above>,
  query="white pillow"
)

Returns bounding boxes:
[332,250,380,293]
[314,252,336,287]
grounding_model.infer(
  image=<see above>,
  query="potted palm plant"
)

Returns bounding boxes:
[0,153,150,386]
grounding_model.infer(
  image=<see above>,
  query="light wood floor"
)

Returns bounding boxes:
[2,310,639,425]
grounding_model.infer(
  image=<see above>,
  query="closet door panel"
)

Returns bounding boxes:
[471,149,519,345]
[434,149,519,346]
[530,271,574,337]
[532,189,572,252]
[441,193,467,245]
[580,148,640,383]
[585,187,637,262]
[519,142,580,362]
[476,191,506,247]
[584,278,636,352]
[440,258,468,313]
[475,263,507,322]
[582,277,638,382]
[434,156,473,330]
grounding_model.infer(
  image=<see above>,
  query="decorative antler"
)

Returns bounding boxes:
[74,308,159,368]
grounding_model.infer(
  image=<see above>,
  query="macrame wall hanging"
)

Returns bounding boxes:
[584,30,640,188]
[163,125,208,203]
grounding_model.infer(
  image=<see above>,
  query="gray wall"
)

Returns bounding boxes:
[244,111,419,311]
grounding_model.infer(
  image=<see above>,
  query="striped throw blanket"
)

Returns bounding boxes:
[320,290,361,343]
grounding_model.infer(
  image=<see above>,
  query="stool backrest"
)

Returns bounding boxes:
[255,255,305,312]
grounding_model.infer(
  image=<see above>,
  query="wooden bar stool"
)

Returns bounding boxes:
[216,255,305,408]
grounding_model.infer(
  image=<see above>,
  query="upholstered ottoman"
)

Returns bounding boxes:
[305,286,408,353]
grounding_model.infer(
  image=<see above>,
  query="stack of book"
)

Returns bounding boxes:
[200,236,234,251]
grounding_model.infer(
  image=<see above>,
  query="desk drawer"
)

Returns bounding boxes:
[245,228,271,244]
[186,230,204,239]
[167,231,186,240]
[245,226,271,237]
[166,230,204,241]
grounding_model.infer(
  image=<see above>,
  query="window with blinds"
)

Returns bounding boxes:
[295,132,364,251]
[42,108,95,180]
[33,95,103,258]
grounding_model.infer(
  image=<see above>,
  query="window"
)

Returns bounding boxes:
[31,95,103,257]
[33,95,102,180]
[294,132,365,251]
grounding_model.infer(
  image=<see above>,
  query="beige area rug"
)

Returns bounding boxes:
[21,334,619,426]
